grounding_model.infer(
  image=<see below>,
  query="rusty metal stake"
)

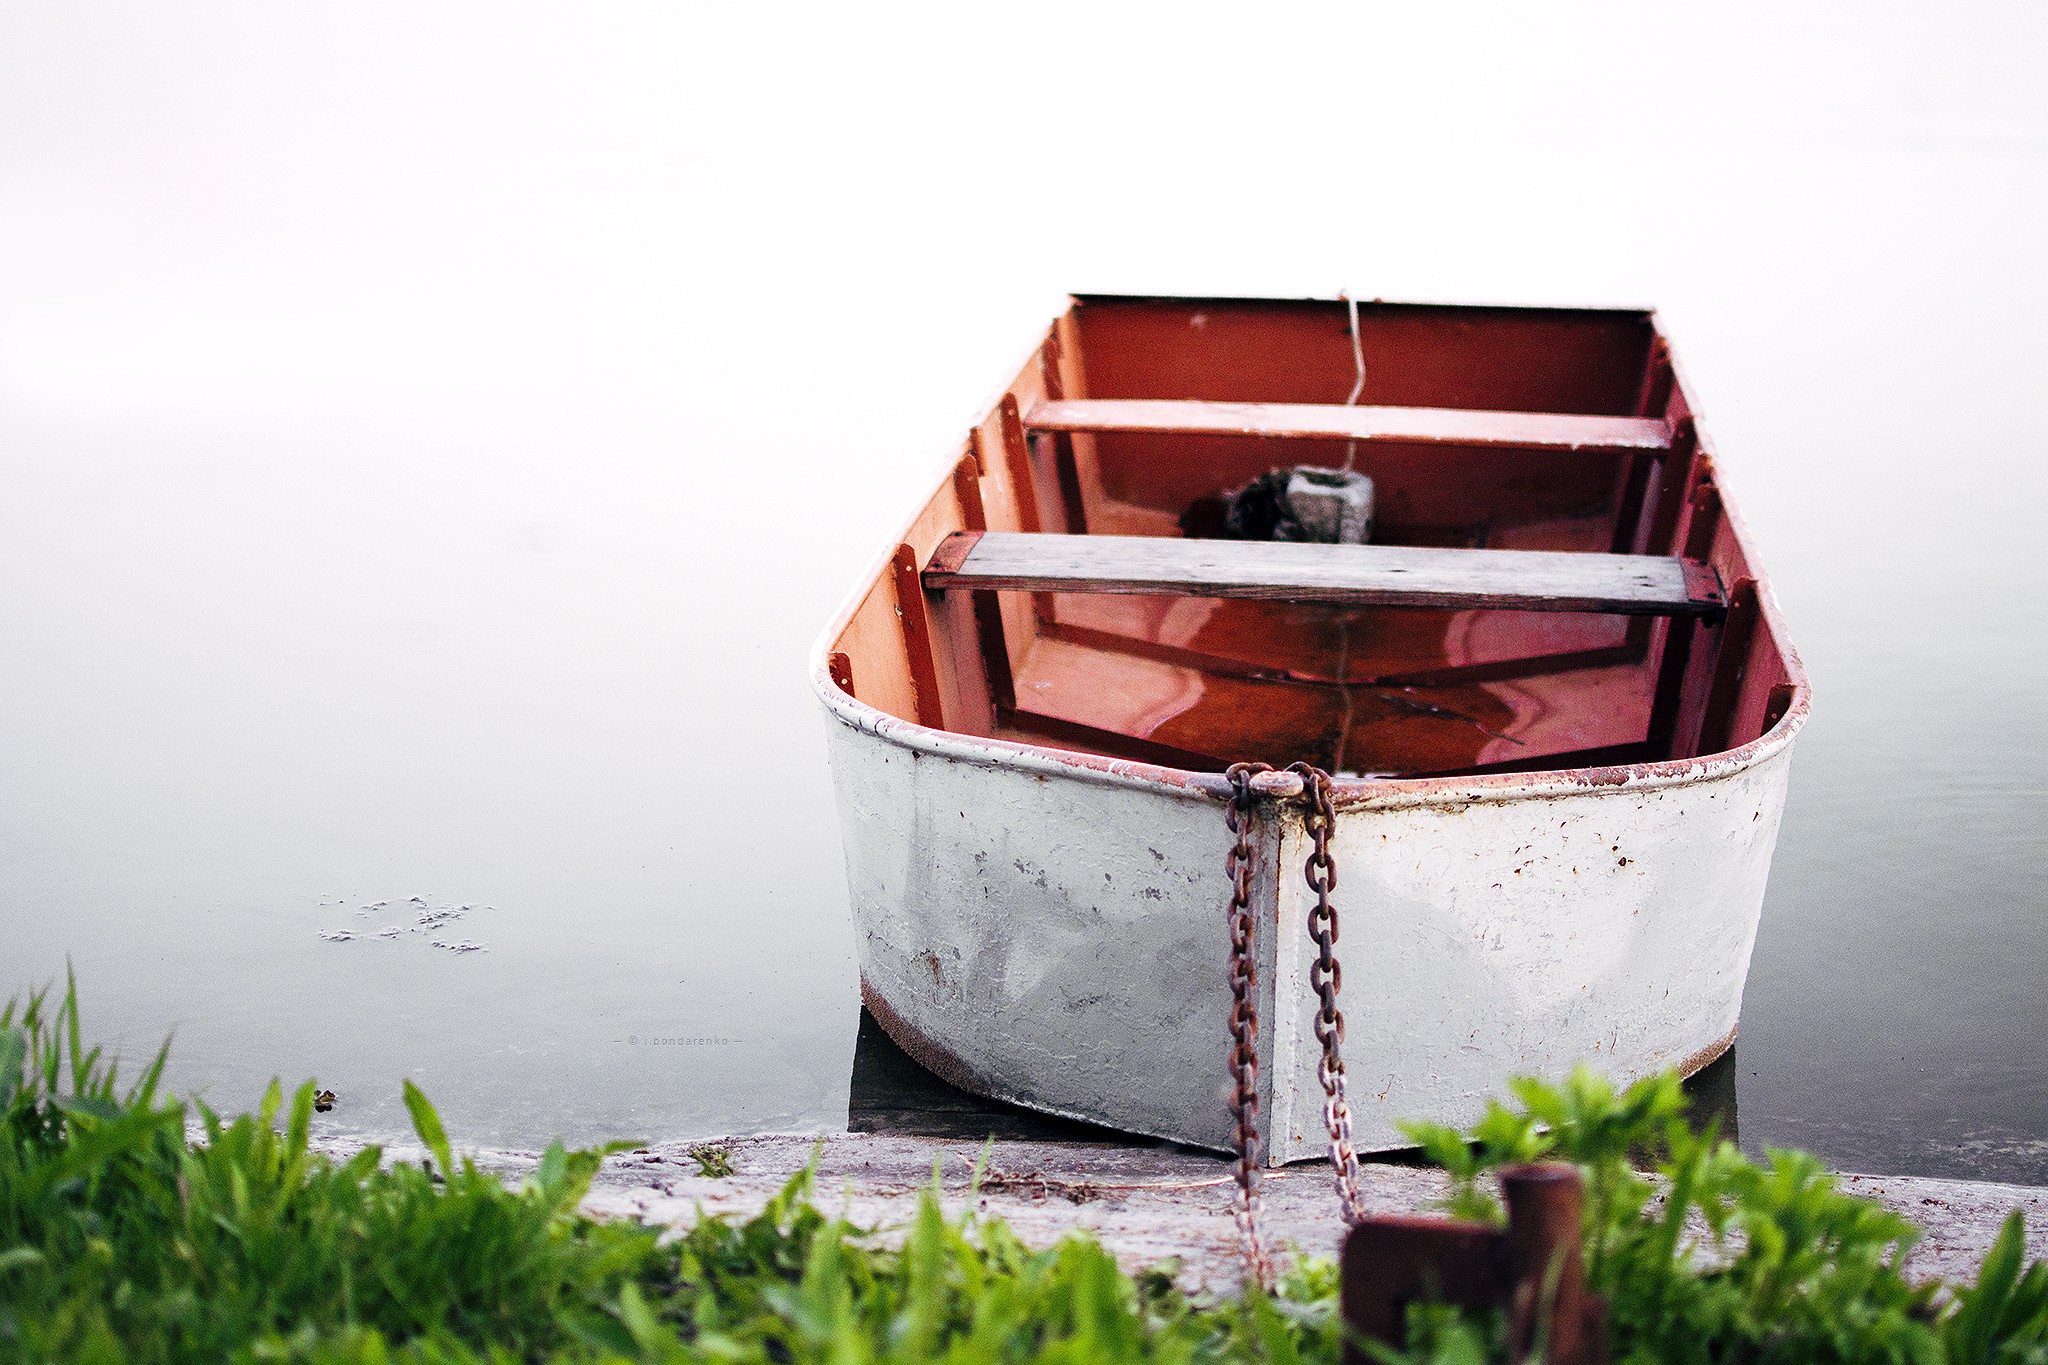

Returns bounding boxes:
[1339,1162,1606,1365]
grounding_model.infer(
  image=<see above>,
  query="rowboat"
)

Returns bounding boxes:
[812,294,1806,1165]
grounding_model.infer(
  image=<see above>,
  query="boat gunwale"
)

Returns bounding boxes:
[811,647,1805,813]
[810,296,1809,814]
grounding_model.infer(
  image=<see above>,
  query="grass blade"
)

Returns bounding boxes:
[401,1079,455,1178]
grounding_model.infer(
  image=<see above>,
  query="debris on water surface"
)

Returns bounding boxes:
[317,897,489,952]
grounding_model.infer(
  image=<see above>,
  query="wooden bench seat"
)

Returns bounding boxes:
[1025,399,1671,453]
[924,531,1723,617]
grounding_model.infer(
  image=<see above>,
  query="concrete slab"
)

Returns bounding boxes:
[321,1130,2048,1297]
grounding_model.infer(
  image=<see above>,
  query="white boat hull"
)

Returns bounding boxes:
[820,680,1796,1162]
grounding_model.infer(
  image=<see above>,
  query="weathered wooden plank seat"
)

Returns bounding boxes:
[1025,398,1671,453]
[924,531,1723,617]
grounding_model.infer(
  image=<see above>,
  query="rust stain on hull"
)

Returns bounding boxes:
[1678,1023,1738,1080]
[861,976,1002,1101]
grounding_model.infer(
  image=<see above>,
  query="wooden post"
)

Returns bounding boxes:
[1340,1161,1605,1365]
[1502,1164,1602,1365]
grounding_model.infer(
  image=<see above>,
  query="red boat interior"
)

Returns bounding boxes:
[825,296,1803,779]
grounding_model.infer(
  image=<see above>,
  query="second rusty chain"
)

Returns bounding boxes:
[1222,761,1369,1285]
[1286,761,1369,1225]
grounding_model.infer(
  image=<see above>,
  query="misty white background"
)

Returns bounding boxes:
[3,3,2044,1177]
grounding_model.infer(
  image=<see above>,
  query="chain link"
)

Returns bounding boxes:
[1222,761,1275,1291]
[1221,761,1373,1283]
[1286,762,1369,1224]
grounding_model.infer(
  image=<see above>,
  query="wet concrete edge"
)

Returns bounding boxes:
[312,1129,2048,1297]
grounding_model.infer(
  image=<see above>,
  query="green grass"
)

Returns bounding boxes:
[3,976,2044,1364]
[1393,1071,2048,1365]
[0,976,1335,1363]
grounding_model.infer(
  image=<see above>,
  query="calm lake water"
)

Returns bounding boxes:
[3,4,2044,1182]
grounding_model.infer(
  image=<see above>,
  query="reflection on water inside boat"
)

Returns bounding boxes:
[848,1006,1741,1154]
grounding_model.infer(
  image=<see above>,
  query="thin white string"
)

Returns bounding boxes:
[1342,291,1365,470]
[1333,292,1368,771]
[1345,292,1366,404]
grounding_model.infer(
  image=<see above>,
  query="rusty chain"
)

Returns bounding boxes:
[1220,761,1369,1285]
[1286,761,1369,1224]
[1222,761,1275,1291]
